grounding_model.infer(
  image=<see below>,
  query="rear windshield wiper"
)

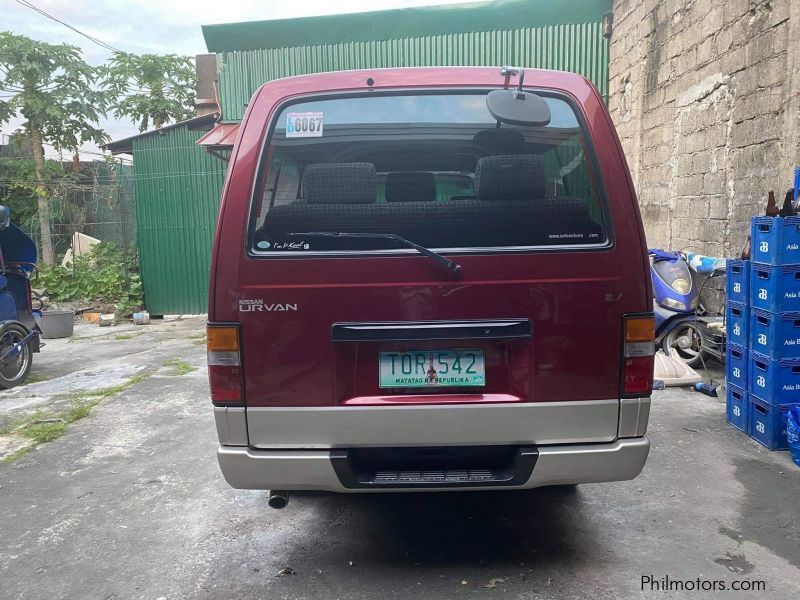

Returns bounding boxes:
[286,231,462,276]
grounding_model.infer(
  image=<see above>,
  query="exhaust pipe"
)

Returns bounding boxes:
[268,490,289,509]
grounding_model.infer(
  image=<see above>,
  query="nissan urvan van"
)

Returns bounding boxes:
[208,67,654,508]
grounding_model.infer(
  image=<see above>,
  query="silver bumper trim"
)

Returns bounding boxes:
[245,399,621,448]
[217,437,650,492]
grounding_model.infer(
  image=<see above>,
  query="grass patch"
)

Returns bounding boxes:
[164,358,195,376]
[2,446,33,464]
[1,371,153,463]
[24,374,51,385]
[82,370,152,399]
[20,421,68,444]
[65,399,99,423]
[114,334,133,340]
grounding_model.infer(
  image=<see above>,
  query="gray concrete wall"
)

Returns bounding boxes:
[609,0,800,258]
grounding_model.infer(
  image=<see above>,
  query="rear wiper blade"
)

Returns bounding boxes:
[286,231,463,276]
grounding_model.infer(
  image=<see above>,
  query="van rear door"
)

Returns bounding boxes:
[212,76,651,450]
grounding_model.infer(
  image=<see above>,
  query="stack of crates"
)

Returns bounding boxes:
[726,257,750,435]
[745,215,800,450]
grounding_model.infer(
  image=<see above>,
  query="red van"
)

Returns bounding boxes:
[208,67,654,508]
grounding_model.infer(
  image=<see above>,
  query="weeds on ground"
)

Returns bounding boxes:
[1,370,155,463]
[189,332,207,347]
[20,421,68,444]
[164,358,195,376]
[2,446,32,464]
[23,374,51,385]
[82,370,151,399]
[65,399,99,422]
[114,334,133,340]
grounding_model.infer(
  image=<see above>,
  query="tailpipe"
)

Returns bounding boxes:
[268,490,289,509]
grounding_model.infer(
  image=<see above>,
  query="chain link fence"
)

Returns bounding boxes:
[14,161,136,268]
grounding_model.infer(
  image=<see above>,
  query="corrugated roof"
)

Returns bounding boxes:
[103,113,218,154]
[202,0,612,52]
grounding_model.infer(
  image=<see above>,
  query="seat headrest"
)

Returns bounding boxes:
[475,154,545,201]
[385,172,436,202]
[303,163,376,204]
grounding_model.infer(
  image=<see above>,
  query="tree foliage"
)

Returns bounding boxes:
[0,152,75,226]
[0,31,108,264]
[0,32,108,154]
[103,52,196,132]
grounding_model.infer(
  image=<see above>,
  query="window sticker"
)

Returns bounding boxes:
[286,112,323,138]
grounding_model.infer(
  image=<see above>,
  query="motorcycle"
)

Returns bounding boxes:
[0,204,41,389]
[650,249,726,368]
[650,249,702,366]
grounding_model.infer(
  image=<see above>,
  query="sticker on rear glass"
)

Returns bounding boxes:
[286,112,323,138]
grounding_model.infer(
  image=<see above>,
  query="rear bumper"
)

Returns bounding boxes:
[217,436,650,492]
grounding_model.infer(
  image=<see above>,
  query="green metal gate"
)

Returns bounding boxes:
[132,125,226,315]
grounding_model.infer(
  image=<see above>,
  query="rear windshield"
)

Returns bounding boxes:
[250,91,607,253]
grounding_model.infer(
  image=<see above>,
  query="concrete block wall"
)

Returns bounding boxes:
[609,0,800,260]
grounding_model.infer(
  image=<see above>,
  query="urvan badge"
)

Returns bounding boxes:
[239,299,298,312]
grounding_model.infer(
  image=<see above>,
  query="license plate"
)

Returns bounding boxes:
[378,349,485,388]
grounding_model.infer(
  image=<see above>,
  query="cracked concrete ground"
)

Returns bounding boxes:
[1,322,798,599]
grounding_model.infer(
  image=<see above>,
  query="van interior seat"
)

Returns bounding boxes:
[475,154,546,201]
[385,172,436,202]
[302,162,377,204]
[259,155,602,248]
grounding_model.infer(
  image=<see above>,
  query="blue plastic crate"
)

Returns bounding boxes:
[726,259,750,304]
[726,384,748,433]
[750,263,800,312]
[750,308,800,359]
[725,301,750,347]
[748,396,798,450]
[750,351,800,404]
[751,216,800,265]
[725,342,748,389]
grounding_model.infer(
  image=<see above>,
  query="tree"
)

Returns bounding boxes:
[0,32,107,265]
[103,53,196,132]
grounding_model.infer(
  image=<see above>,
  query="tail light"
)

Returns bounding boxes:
[622,314,655,397]
[207,324,244,404]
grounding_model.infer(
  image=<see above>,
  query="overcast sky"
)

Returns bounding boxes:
[1,0,472,157]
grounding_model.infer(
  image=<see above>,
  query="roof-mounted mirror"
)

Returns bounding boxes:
[487,68,551,127]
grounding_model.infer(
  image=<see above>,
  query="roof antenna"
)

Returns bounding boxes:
[516,69,526,97]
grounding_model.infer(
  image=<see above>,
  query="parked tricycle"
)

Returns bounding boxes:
[0,205,41,389]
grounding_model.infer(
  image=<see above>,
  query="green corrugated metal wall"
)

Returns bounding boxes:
[217,23,609,122]
[132,127,226,314]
